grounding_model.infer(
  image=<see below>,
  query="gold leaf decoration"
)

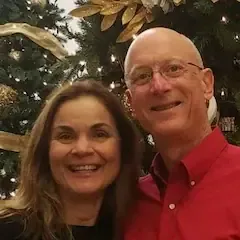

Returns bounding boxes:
[0,131,28,153]
[173,0,186,6]
[117,18,145,42]
[69,5,102,17]
[146,12,155,23]
[90,0,110,5]
[101,13,118,31]
[128,6,146,26]
[0,23,68,60]
[0,84,17,108]
[122,3,138,25]
[100,3,125,15]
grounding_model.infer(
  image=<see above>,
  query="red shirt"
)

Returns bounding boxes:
[125,128,240,240]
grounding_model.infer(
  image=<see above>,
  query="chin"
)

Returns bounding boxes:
[151,120,187,137]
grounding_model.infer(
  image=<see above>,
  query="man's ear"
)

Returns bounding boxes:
[125,89,136,118]
[201,68,214,100]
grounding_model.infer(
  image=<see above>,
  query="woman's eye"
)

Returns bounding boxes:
[94,130,110,139]
[57,133,74,142]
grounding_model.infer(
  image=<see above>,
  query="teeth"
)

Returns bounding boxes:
[152,103,179,111]
[70,165,98,171]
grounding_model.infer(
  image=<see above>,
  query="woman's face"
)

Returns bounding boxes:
[49,95,121,197]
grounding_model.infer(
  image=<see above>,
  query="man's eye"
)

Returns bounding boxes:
[168,64,182,72]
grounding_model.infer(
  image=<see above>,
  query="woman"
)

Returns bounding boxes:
[0,80,142,240]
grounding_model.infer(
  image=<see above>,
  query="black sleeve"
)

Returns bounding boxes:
[0,216,24,240]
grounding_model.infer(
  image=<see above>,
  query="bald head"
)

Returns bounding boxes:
[124,28,203,77]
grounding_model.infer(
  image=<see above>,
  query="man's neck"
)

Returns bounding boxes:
[60,191,104,226]
[155,124,212,171]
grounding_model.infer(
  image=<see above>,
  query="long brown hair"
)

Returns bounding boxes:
[0,80,142,240]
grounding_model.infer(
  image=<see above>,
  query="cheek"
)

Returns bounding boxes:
[49,142,68,174]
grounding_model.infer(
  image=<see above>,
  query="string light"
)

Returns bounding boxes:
[27,0,31,4]
[0,168,6,176]
[38,15,43,19]
[43,81,47,86]
[111,55,116,62]
[32,92,41,101]
[0,193,6,199]
[221,16,228,24]
[15,78,20,82]
[10,191,16,197]
[221,89,225,96]
[110,81,116,89]
[79,60,86,66]
[23,91,27,95]
[43,54,48,58]
[235,34,239,41]
[27,6,31,10]
[132,34,137,40]
[97,67,103,73]
[10,178,16,183]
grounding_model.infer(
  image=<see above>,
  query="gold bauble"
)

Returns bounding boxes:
[0,84,18,108]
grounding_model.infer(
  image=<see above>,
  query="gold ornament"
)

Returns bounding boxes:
[101,13,118,31]
[0,23,68,60]
[69,5,102,18]
[0,131,28,152]
[69,0,226,43]
[30,0,47,8]
[122,3,138,25]
[0,84,18,108]
[100,3,125,15]
[9,49,21,61]
[117,18,145,42]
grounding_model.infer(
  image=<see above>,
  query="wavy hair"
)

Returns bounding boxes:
[0,80,142,240]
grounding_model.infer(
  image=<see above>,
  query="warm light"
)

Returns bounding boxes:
[10,191,16,197]
[221,89,225,96]
[0,169,6,176]
[43,81,47,86]
[235,35,239,41]
[221,16,228,23]
[39,15,43,19]
[27,6,31,10]
[132,34,137,40]
[10,178,16,183]
[110,82,115,89]
[97,67,103,72]
[111,55,116,62]
[33,92,41,101]
[15,78,20,82]
[79,60,86,66]
[43,54,47,58]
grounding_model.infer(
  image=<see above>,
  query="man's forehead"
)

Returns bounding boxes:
[125,28,203,72]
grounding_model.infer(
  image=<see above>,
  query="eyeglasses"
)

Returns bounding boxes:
[125,59,203,86]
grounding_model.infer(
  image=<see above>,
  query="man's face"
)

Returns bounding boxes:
[125,34,214,138]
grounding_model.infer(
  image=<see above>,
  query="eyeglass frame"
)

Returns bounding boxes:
[125,59,204,86]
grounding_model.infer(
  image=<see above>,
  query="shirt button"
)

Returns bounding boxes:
[169,204,176,210]
[190,180,196,186]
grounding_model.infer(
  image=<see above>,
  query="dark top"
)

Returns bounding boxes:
[0,214,113,240]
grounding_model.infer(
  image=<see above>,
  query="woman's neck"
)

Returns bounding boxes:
[60,192,104,226]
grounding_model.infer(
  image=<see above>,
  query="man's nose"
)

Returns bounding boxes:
[149,72,172,95]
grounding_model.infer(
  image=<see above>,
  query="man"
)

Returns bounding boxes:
[124,28,240,240]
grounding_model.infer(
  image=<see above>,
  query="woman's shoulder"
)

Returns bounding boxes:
[0,215,25,239]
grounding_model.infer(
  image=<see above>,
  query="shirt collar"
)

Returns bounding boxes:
[150,127,228,187]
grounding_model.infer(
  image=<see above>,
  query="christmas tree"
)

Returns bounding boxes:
[0,0,68,199]
[63,0,240,170]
